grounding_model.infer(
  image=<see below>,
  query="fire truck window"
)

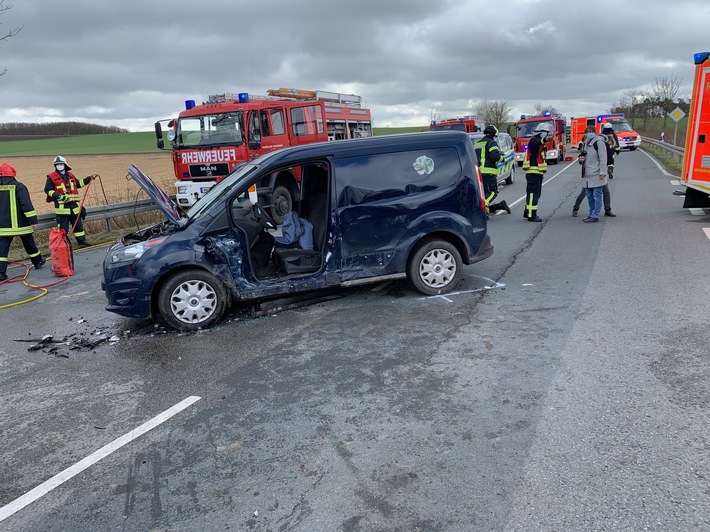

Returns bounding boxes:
[260,111,270,137]
[269,109,286,135]
[291,105,324,137]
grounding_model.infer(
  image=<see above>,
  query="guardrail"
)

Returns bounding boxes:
[34,197,166,231]
[641,136,685,165]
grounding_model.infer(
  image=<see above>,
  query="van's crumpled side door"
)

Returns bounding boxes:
[333,148,463,280]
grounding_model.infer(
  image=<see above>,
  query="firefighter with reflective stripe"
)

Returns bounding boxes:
[0,162,45,281]
[474,125,511,216]
[522,122,551,222]
[601,123,621,179]
[44,155,95,247]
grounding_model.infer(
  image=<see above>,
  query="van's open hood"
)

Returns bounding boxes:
[128,163,185,226]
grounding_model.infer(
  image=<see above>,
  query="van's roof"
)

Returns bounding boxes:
[255,131,472,170]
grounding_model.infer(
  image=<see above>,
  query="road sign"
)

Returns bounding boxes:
[670,107,686,123]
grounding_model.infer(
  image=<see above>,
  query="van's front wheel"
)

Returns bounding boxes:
[408,239,462,296]
[158,270,227,331]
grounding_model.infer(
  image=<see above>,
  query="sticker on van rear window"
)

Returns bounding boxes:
[413,155,434,175]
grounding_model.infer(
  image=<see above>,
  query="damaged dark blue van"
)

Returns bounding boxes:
[102,131,493,330]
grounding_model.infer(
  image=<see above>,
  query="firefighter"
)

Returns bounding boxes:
[474,125,511,216]
[0,162,45,282]
[601,123,621,179]
[44,155,95,247]
[522,122,551,222]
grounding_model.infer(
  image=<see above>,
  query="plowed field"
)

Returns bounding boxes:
[5,153,175,214]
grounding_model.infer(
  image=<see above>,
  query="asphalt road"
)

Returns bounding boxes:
[1,149,708,531]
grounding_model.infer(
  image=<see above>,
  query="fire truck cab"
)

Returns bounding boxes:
[681,51,710,209]
[513,113,567,166]
[155,89,372,223]
[430,116,485,133]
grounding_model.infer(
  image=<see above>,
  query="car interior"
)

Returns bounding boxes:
[229,162,330,281]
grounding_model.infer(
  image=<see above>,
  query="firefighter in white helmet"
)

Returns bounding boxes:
[44,155,96,247]
[521,122,551,221]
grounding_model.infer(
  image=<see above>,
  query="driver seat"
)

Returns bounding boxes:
[273,166,328,274]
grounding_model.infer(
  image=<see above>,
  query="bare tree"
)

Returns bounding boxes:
[621,88,644,127]
[533,103,559,115]
[0,1,22,77]
[429,103,443,124]
[651,73,683,132]
[473,99,512,129]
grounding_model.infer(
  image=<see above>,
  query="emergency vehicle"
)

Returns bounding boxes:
[570,114,641,151]
[430,116,485,133]
[680,51,710,208]
[154,88,372,220]
[513,113,567,166]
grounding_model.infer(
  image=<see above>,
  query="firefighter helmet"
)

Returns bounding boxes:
[53,155,71,171]
[534,123,553,135]
[483,125,498,137]
[601,123,614,132]
[0,162,16,177]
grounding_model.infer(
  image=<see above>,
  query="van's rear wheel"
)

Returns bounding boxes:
[408,239,462,296]
[158,270,227,331]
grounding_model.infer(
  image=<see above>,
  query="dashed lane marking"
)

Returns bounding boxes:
[0,396,202,523]
[703,228,710,242]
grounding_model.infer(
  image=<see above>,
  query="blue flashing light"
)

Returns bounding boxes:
[238,92,250,103]
[544,111,551,116]
[520,114,526,119]
[185,100,195,110]
[694,52,710,65]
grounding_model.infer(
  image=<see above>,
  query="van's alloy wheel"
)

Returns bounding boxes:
[408,239,463,296]
[158,270,227,331]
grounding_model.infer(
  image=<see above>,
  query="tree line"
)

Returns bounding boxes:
[0,122,129,135]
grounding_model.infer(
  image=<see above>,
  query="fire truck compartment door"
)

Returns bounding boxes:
[687,65,710,191]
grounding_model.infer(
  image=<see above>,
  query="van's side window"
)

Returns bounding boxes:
[334,148,462,207]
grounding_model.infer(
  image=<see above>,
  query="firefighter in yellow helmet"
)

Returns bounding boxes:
[522,122,551,221]
[44,155,96,247]
[0,162,45,281]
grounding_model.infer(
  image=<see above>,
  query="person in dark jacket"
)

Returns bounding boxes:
[44,155,95,247]
[474,125,511,216]
[0,162,45,281]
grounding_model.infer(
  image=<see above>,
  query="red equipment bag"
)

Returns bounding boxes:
[48,228,74,277]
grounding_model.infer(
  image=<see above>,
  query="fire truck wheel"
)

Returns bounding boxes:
[158,269,227,331]
[271,185,292,225]
[407,239,462,296]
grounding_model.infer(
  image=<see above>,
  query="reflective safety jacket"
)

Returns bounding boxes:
[474,136,503,176]
[44,171,90,216]
[0,176,38,236]
[522,135,548,175]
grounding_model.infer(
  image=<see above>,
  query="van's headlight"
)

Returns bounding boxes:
[108,237,166,265]
[177,185,188,194]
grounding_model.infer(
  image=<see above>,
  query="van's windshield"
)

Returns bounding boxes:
[187,163,259,220]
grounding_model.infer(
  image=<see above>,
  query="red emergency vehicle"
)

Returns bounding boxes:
[155,88,372,219]
[570,114,640,151]
[513,113,567,166]
[429,116,485,133]
[681,51,710,208]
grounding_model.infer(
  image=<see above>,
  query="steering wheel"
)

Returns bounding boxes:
[253,203,277,230]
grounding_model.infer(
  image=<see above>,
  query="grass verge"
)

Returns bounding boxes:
[640,143,683,176]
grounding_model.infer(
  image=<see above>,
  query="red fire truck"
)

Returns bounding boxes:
[681,51,710,208]
[155,88,372,221]
[429,116,485,133]
[570,114,640,151]
[513,113,567,166]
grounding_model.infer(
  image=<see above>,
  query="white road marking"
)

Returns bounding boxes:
[639,149,679,178]
[703,228,710,241]
[508,163,577,208]
[690,208,708,216]
[418,277,505,301]
[0,396,202,523]
[670,180,682,185]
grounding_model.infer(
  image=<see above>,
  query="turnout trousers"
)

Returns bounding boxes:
[524,173,543,218]
[0,234,42,275]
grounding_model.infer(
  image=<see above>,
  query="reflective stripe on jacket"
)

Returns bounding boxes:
[0,177,37,236]
[44,171,89,215]
[474,137,503,176]
[522,135,548,174]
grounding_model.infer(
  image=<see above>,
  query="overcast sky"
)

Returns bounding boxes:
[1,0,707,131]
